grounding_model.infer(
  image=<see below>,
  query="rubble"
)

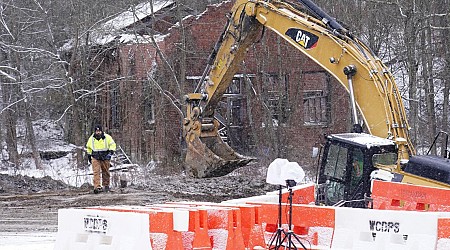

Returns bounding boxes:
[0,174,69,195]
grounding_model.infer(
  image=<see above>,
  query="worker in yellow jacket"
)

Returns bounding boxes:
[86,125,116,194]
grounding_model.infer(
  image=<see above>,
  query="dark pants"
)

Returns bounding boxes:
[92,158,110,188]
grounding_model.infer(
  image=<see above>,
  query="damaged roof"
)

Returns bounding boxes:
[90,0,175,45]
[61,0,174,50]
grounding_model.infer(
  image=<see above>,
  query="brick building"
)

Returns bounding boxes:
[89,1,351,174]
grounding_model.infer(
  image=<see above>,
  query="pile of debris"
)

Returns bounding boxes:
[0,174,69,195]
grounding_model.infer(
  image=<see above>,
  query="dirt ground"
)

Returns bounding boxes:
[0,165,274,234]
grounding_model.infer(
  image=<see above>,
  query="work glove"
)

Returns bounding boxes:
[105,151,114,160]
[88,155,92,163]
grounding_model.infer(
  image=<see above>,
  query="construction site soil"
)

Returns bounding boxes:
[0,167,273,234]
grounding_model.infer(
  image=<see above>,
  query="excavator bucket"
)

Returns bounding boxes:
[185,135,254,178]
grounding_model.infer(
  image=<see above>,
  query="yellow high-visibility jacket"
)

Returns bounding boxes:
[86,133,116,160]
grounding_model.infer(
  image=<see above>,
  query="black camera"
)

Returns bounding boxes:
[286,179,297,188]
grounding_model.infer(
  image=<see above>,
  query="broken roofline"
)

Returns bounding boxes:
[62,0,233,50]
[90,0,175,46]
[60,0,175,50]
[99,0,175,34]
[168,0,230,31]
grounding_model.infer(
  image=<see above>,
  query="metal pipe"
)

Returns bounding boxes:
[296,0,348,34]
[344,65,359,127]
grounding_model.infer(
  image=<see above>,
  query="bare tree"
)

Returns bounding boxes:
[0,0,46,169]
[1,0,448,174]
[443,0,450,136]
[0,0,138,170]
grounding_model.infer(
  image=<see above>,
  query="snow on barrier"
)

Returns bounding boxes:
[186,208,212,249]
[205,206,245,249]
[237,204,265,249]
[437,218,450,249]
[223,182,315,205]
[371,180,450,211]
[53,208,152,250]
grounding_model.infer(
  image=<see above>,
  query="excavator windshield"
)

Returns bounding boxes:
[372,153,398,167]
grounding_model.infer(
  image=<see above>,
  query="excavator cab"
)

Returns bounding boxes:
[316,133,397,207]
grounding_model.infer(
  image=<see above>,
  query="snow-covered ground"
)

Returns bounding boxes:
[1,233,55,250]
[0,119,276,250]
[1,120,92,187]
[0,120,131,249]
[1,153,91,187]
[0,121,74,249]
[0,120,151,190]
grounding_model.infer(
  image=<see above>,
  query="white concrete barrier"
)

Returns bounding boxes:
[53,208,152,250]
[332,207,445,250]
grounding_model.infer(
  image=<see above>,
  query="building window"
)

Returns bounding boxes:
[263,73,289,125]
[143,80,155,130]
[225,76,243,95]
[303,90,328,125]
[111,81,121,129]
[186,74,253,147]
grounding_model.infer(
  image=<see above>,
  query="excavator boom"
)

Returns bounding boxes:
[184,0,414,178]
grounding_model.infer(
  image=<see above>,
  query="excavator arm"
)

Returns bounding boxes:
[183,0,414,178]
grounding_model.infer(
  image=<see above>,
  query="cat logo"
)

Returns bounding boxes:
[285,28,319,50]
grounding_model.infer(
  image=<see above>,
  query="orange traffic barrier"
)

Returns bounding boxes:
[438,218,450,240]
[89,206,185,250]
[149,209,184,250]
[156,202,252,249]
[436,218,450,250]
[205,206,245,249]
[238,205,265,249]
[281,183,315,205]
[437,218,450,249]
[167,201,266,249]
[371,180,450,212]
[141,203,212,250]
[188,209,212,250]
[249,202,335,248]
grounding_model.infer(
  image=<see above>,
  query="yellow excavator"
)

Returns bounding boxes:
[182,0,450,205]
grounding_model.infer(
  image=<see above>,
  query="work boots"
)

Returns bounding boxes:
[93,186,110,194]
[93,187,103,194]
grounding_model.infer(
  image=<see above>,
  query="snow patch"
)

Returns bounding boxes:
[149,233,168,250]
[208,228,228,249]
[0,232,55,250]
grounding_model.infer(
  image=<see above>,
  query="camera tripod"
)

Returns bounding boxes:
[268,185,307,250]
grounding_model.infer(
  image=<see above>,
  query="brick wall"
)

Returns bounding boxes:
[164,1,351,171]
[97,1,351,173]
